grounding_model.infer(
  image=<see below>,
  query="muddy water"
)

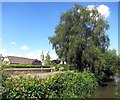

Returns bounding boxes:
[90,76,120,98]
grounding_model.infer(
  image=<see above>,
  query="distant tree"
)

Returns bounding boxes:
[118,54,120,64]
[104,49,118,68]
[118,55,120,74]
[44,51,51,66]
[101,49,118,80]
[49,4,110,71]
[51,59,61,65]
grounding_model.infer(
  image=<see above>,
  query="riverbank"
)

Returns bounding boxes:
[89,76,120,98]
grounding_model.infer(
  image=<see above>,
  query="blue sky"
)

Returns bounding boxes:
[1,2,118,60]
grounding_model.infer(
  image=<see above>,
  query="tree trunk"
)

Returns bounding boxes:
[76,50,83,71]
[91,66,95,73]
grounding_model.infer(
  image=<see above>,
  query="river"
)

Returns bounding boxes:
[90,76,120,98]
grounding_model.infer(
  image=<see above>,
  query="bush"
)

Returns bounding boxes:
[116,82,120,98]
[45,71,98,98]
[2,64,50,68]
[2,71,98,99]
[2,76,46,99]
[54,64,69,71]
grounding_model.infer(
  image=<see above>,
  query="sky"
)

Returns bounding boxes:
[0,2,118,60]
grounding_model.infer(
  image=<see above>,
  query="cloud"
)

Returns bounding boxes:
[97,4,110,18]
[49,52,58,60]
[0,48,58,60]
[11,42,16,45]
[87,5,95,11]
[0,48,7,56]
[0,48,22,57]
[87,4,110,18]
[25,50,58,60]
[21,45,29,50]
[77,9,81,13]
[25,51,40,60]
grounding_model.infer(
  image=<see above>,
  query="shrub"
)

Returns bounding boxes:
[55,64,69,71]
[116,82,120,98]
[59,64,69,71]
[59,67,64,71]
[2,71,98,99]
[52,66,56,71]
[45,71,98,98]
[2,76,45,99]
[2,64,50,68]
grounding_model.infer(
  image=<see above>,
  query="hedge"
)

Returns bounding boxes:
[2,71,98,99]
[2,76,45,99]
[2,64,50,68]
[45,71,98,98]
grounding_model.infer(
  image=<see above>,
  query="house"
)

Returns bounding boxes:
[3,56,41,65]
[0,54,4,64]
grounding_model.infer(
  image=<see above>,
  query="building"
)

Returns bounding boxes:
[3,56,41,65]
[0,54,4,64]
[40,51,45,66]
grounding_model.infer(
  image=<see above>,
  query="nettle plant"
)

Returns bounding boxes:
[2,76,46,99]
[2,71,98,99]
[45,71,98,98]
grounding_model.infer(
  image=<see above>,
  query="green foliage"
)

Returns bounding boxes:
[103,49,118,70]
[59,67,64,71]
[117,56,120,75]
[98,49,119,81]
[2,71,98,99]
[2,70,11,81]
[54,64,69,71]
[88,49,119,83]
[49,4,110,71]
[45,71,98,98]
[2,64,50,68]
[54,64,62,71]
[44,52,51,66]
[2,76,45,99]
[51,59,61,68]
[116,82,120,98]
[2,66,14,83]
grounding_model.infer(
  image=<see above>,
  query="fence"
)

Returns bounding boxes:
[3,68,53,73]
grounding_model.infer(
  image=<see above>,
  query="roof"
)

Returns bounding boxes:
[0,54,4,62]
[7,56,41,65]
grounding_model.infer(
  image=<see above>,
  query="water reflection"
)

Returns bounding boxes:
[114,76,120,83]
[90,76,120,98]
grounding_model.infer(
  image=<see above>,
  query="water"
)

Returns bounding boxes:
[90,76,120,98]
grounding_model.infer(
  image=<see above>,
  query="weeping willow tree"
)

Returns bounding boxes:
[49,4,110,72]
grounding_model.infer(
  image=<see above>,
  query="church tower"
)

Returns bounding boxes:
[40,51,44,65]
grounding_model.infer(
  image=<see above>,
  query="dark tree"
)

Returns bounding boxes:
[49,4,110,71]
